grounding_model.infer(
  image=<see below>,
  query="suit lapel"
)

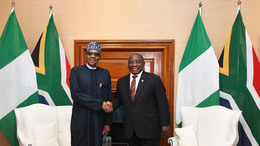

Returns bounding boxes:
[125,74,132,101]
[133,71,147,102]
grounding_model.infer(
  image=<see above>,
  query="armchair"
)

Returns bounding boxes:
[14,103,72,146]
[168,106,241,146]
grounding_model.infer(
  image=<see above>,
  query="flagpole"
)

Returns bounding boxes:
[11,1,15,12]
[49,4,53,18]
[237,0,241,12]
[199,2,202,17]
[49,4,53,13]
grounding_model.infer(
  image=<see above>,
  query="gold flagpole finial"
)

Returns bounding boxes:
[11,1,15,9]
[198,2,202,17]
[49,4,53,10]
[237,0,241,5]
[49,4,53,13]
[237,0,241,11]
[199,2,202,8]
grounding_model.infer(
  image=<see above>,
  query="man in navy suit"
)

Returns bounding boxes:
[104,53,170,146]
[70,42,112,146]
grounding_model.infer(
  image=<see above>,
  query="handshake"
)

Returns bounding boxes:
[102,101,114,113]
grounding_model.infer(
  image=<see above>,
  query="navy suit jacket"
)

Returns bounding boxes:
[112,71,170,139]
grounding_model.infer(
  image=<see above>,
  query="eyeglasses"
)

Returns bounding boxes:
[86,52,100,57]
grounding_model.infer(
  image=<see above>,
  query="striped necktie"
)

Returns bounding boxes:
[130,76,137,100]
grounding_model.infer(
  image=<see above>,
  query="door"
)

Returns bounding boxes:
[74,40,174,146]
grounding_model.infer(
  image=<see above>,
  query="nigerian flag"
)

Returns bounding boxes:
[176,10,220,125]
[31,11,72,106]
[219,10,260,146]
[0,9,39,146]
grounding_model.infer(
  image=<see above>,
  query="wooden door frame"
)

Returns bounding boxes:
[74,40,174,146]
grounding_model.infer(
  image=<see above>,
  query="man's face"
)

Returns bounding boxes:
[128,55,144,75]
[86,49,101,67]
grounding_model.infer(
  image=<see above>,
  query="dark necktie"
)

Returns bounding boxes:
[130,76,137,100]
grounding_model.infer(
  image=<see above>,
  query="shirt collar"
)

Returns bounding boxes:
[86,64,97,70]
[130,70,143,78]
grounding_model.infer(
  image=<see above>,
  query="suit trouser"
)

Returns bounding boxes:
[127,132,161,146]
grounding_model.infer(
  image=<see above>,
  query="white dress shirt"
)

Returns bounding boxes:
[130,70,143,90]
[86,63,97,70]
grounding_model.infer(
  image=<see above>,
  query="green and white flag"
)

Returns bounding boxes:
[176,10,220,125]
[0,9,39,146]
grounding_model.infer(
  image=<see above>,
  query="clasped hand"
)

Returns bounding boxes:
[102,101,113,113]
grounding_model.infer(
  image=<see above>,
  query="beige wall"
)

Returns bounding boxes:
[0,0,260,142]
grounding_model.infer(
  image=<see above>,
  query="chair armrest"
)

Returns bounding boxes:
[168,136,178,146]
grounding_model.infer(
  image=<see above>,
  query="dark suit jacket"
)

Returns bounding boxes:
[112,71,170,139]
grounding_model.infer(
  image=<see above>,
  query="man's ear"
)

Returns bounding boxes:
[142,61,145,69]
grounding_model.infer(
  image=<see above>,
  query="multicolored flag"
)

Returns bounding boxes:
[176,9,220,126]
[31,11,72,106]
[219,9,260,146]
[0,9,39,146]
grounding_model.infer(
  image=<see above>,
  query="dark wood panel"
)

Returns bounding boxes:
[0,130,10,146]
[74,40,174,146]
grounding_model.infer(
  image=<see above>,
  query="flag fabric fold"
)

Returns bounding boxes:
[31,11,72,106]
[0,9,39,146]
[219,10,260,146]
[176,10,220,126]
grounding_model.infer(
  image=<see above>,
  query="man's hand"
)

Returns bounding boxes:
[162,125,170,136]
[102,101,113,113]
[102,125,110,135]
[106,101,113,112]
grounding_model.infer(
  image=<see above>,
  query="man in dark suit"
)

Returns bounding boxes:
[70,42,112,146]
[103,53,170,146]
